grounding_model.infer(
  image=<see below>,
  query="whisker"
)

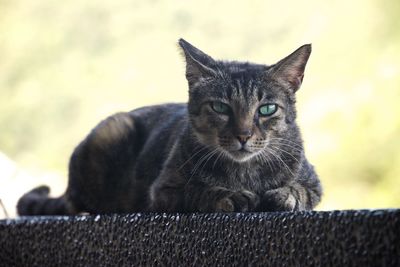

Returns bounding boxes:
[265,147,295,176]
[178,145,210,170]
[268,137,303,147]
[270,145,301,165]
[258,151,274,172]
[212,150,225,170]
[198,148,220,175]
[268,142,303,153]
[190,150,213,177]
[189,147,219,180]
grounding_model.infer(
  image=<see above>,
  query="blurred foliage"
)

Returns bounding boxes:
[0,0,399,210]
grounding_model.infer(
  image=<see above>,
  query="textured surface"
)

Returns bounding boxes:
[0,210,399,266]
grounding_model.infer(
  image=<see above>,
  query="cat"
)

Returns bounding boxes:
[17,39,322,215]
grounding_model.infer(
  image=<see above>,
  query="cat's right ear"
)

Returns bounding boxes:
[178,38,217,86]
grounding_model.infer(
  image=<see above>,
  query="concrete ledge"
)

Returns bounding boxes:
[0,210,399,266]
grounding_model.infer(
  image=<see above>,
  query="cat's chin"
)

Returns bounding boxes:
[226,149,256,163]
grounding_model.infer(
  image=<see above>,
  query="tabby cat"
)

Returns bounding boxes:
[17,39,322,215]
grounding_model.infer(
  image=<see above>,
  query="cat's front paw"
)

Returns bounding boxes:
[215,190,259,212]
[260,187,298,211]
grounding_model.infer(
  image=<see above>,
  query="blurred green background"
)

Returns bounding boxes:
[1,0,399,217]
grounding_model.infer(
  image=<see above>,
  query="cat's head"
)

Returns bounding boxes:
[179,39,311,163]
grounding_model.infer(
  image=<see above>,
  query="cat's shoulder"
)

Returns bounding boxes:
[130,103,187,124]
[131,103,186,115]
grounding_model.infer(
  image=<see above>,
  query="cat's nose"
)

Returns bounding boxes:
[236,133,252,145]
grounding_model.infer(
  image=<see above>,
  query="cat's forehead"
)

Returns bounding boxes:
[219,61,271,89]
[221,61,267,77]
[212,61,282,101]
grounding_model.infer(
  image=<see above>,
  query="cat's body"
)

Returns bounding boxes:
[17,39,322,215]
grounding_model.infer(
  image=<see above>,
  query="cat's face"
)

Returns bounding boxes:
[189,75,290,162]
[179,39,311,163]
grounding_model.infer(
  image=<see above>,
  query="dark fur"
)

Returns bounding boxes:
[17,39,322,215]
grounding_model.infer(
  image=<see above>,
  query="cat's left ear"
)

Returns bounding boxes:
[268,44,312,92]
[178,38,217,87]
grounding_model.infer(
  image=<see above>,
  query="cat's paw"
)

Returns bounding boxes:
[215,190,259,212]
[260,187,299,211]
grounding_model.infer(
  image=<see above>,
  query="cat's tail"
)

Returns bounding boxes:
[17,186,73,216]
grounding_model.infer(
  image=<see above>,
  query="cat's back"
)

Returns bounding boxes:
[130,103,187,136]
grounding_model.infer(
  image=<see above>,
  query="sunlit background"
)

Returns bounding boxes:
[1,0,399,218]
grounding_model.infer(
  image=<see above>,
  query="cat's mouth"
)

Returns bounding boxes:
[218,139,257,162]
[238,147,252,153]
[224,145,252,154]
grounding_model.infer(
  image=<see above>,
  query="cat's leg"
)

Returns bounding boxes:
[150,173,259,212]
[259,172,322,211]
[66,112,142,214]
[148,166,186,212]
[184,181,260,212]
[149,143,260,212]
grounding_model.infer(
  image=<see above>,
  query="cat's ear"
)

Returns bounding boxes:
[178,38,217,86]
[268,44,312,92]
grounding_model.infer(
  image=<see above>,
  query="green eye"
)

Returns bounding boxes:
[259,104,277,116]
[211,101,230,114]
